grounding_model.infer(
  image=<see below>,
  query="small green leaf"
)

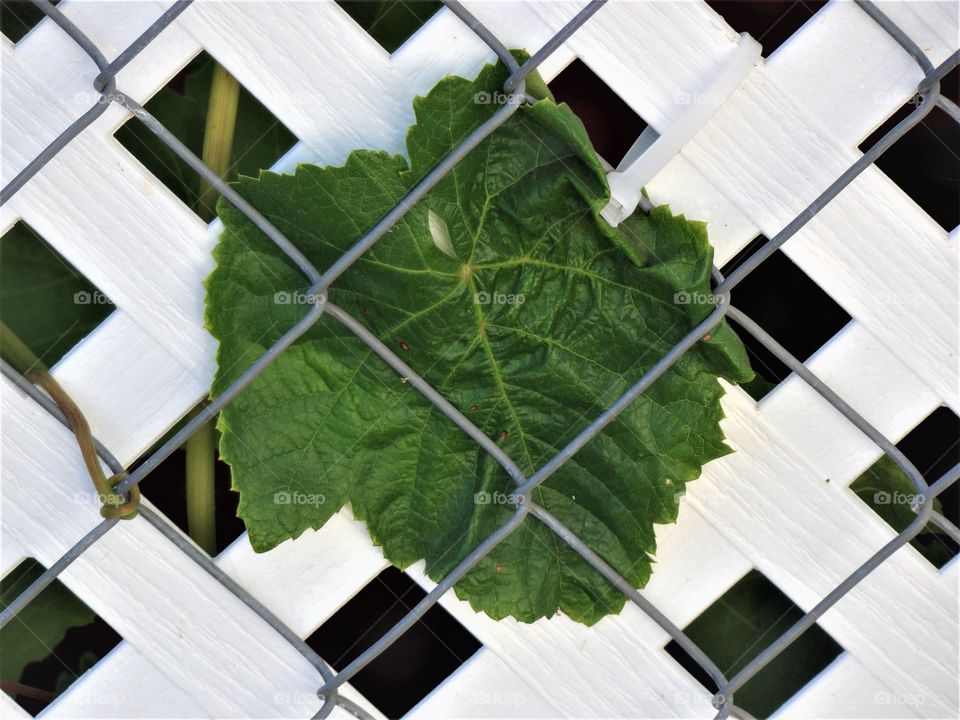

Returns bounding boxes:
[336,0,441,53]
[0,560,96,684]
[850,455,953,567]
[206,56,753,624]
[678,570,842,718]
[115,55,295,209]
[0,223,112,367]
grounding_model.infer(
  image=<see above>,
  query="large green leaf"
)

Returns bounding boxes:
[206,57,753,624]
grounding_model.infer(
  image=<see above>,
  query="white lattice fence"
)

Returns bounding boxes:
[1,1,957,719]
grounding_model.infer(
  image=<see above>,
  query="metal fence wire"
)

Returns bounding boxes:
[2,1,958,719]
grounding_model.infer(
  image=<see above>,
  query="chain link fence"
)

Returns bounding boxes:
[1,1,958,718]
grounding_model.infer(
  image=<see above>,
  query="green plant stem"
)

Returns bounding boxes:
[197,63,240,222]
[185,62,240,554]
[185,418,217,554]
[0,322,138,518]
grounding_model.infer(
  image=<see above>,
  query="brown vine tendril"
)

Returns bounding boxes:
[1,322,139,519]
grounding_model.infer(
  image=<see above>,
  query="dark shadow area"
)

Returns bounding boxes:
[665,569,843,718]
[549,58,649,166]
[307,567,482,718]
[721,246,851,398]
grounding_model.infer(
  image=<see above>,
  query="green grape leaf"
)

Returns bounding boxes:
[206,56,753,625]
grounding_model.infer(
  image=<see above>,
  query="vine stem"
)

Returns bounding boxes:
[0,322,138,518]
[186,62,240,555]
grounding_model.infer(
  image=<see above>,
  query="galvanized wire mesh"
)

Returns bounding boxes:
[1,1,958,718]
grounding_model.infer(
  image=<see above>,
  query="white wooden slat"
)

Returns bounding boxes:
[652,0,959,268]
[0,692,31,720]
[757,321,944,488]
[2,39,215,380]
[193,434,758,720]
[215,510,564,718]
[51,310,207,464]
[177,0,496,166]
[693,387,957,715]
[462,0,958,412]
[764,0,953,145]
[399,503,755,719]
[68,459,754,718]
[15,1,189,100]
[34,515,384,720]
[1,379,329,719]
[45,642,212,719]
[45,634,384,720]
[215,510,389,635]
[1,534,26,578]
[774,653,924,720]
[2,0,957,717]
[406,648,562,719]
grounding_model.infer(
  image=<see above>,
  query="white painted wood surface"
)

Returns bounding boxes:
[1,1,956,719]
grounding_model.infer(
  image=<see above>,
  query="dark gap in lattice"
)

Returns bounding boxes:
[114,51,297,217]
[901,406,960,495]
[719,245,851,399]
[899,406,959,566]
[336,0,442,53]
[1,558,122,715]
[664,569,843,718]
[548,58,648,167]
[850,406,960,569]
[859,66,960,231]
[0,0,58,43]
[705,0,828,57]
[307,567,481,718]
[0,220,114,368]
[128,430,247,556]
